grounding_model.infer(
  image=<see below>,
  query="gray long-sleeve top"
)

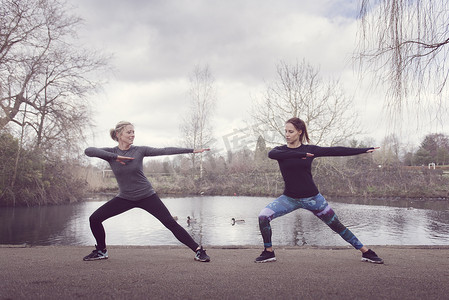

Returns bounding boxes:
[85,146,193,201]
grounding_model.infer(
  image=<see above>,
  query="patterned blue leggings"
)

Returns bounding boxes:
[258,194,364,249]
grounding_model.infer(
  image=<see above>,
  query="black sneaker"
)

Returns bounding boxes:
[255,249,276,263]
[361,249,384,264]
[194,246,210,262]
[83,247,108,261]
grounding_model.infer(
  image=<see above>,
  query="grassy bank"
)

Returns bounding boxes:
[85,166,449,200]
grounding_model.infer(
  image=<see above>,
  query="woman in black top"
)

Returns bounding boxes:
[255,117,383,264]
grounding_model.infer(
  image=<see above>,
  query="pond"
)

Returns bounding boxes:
[1,195,449,247]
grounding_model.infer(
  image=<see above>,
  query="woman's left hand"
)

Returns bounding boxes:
[116,155,134,165]
[193,148,210,153]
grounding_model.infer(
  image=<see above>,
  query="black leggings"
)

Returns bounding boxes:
[89,194,199,251]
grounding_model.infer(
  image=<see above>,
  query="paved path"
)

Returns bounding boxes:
[1,245,448,299]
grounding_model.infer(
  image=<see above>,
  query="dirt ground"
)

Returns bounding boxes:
[1,245,448,300]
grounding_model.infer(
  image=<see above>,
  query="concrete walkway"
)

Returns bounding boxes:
[1,245,448,299]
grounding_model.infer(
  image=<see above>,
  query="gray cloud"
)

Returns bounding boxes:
[69,0,431,150]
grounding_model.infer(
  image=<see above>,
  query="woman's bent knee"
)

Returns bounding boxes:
[89,213,103,225]
[258,214,271,227]
[259,207,274,224]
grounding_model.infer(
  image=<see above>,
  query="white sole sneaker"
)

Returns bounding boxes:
[255,257,277,263]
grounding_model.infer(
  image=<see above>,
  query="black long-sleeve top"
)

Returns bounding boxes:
[268,144,373,198]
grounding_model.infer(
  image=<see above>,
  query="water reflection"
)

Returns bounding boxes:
[0,204,83,245]
[0,196,448,247]
[329,196,449,211]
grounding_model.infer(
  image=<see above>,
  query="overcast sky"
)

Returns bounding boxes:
[67,0,446,154]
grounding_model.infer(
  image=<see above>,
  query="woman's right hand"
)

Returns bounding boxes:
[116,155,134,165]
[366,147,380,153]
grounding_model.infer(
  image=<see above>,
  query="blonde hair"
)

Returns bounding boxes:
[110,121,133,141]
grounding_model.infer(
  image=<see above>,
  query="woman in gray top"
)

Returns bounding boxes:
[83,121,210,262]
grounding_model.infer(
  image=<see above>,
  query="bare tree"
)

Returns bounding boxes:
[378,134,402,166]
[251,60,361,146]
[25,46,106,155]
[356,0,449,119]
[180,64,217,178]
[0,0,108,154]
[0,0,109,205]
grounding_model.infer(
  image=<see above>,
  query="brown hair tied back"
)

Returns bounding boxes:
[286,117,310,144]
[110,121,133,141]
